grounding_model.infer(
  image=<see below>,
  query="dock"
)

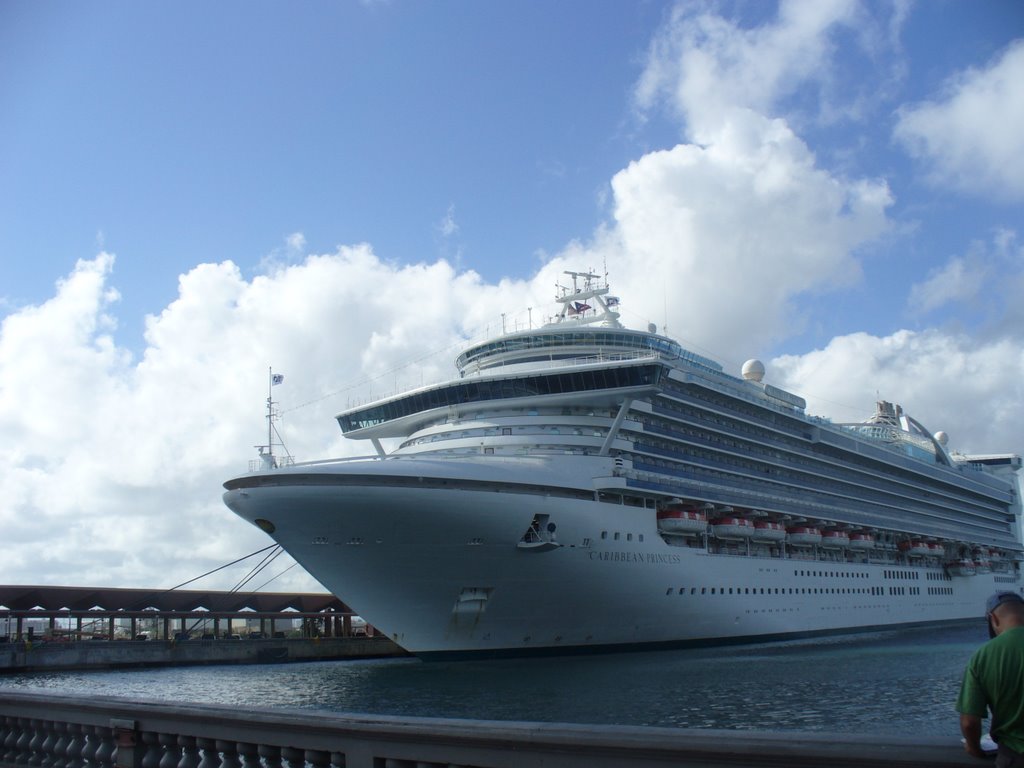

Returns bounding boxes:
[0,585,407,671]
[0,635,406,672]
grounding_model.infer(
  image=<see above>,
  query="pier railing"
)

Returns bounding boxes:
[0,690,981,768]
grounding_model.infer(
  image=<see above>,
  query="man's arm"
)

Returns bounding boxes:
[960,713,987,758]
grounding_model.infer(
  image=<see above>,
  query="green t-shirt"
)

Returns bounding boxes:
[957,626,1024,753]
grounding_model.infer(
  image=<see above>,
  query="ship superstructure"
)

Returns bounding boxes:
[224,271,1023,658]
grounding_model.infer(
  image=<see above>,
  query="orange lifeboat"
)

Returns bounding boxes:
[898,540,931,557]
[656,503,708,536]
[848,532,875,550]
[970,551,992,573]
[751,521,786,543]
[711,517,754,539]
[946,559,977,577]
[787,526,822,546]
[821,530,850,548]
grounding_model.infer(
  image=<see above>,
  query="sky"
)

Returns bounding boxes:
[1,0,1023,595]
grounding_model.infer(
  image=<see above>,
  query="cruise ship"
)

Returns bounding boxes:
[223,271,1023,659]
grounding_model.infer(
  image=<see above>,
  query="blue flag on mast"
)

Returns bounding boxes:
[272,374,284,385]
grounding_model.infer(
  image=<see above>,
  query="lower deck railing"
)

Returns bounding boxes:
[0,691,979,768]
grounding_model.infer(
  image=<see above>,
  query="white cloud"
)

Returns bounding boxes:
[635,0,864,140]
[596,111,891,355]
[894,39,1024,201]
[907,229,1024,328]
[614,1,895,357]
[438,204,458,237]
[907,256,986,316]
[285,232,307,253]
[258,232,309,273]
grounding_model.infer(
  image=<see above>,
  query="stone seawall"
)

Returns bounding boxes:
[0,636,406,672]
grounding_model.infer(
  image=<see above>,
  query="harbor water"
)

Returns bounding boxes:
[0,623,987,738]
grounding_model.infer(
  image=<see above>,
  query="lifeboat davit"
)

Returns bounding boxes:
[946,559,977,577]
[711,517,754,539]
[787,526,822,546]
[751,521,786,543]
[656,504,708,535]
[821,530,850,548]
[848,532,875,550]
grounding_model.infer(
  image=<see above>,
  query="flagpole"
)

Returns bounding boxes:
[268,366,274,465]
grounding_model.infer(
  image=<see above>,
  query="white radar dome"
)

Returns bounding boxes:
[742,359,766,382]
[935,431,949,446]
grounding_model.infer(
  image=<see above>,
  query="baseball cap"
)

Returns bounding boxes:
[986,591,1024,615]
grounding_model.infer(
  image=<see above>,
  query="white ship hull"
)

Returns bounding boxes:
[225,453,1014,658]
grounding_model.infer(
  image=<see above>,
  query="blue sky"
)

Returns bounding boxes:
[1,1,1023,591]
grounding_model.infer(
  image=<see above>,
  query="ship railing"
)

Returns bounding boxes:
[464,350,663,374]
[246,456,297,473]
[0,690,981,768]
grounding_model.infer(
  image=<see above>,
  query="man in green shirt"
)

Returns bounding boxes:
[957,591,1024,766]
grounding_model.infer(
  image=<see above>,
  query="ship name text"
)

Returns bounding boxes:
[588,551,682,565]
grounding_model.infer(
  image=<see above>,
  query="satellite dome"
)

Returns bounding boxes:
[742,359,765,382]
[648,323,657,334]
[935,431,949,446]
